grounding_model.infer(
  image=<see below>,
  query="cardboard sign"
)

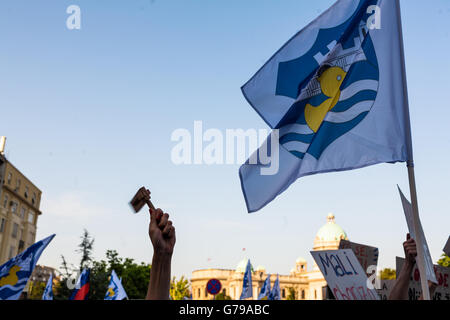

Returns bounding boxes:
[398,187,437,284]
[311,249,379,300]
[396,257,450,300]
[339,240,379,276]
[444,236,450,256]
[376,279,395,300]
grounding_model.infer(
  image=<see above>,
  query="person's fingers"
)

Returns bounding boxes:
[405,244,417,251]
[162,221,173,236]
[404,240,416,248]
[156,209,164,224]
[142,190,150,204]
[167,226,175,239]
[169,226,176,244]
[149,207,157,227]
[407,233,411,240]
[158,213,169,229]
[150,208,163,227]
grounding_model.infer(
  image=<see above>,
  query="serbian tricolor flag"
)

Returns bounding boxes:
[70,268,90,300]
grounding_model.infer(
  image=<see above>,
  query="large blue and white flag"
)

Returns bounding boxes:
[268,274,280,300]
[240,0,413,212]
[258,274,271,300]
[42,274,54,300]
[0,234,55,300]
[105,270,128,300]
[240,260,253,300]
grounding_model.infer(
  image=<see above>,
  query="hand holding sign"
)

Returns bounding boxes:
[403,234,417,267]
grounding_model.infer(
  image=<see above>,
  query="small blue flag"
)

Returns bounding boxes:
[105,270,128,300]
[268,274,280,300]
[258,274,271,300]
[240,0,413,212]
[0,234,55,300]
[42,273,53,300]
[240,260,253,300]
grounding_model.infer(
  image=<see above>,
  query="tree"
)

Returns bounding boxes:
[60,255,72,279]
[54,230,152,300]
[379,268,396,280]
[82,250,151,300]
[117,257,151,299]
[89,259,109,300]
[53,255,74,300]
[215,292,232,300]
[170,276,190,300]
[28,281,46,300]
[77,229,94,272]
[438,254,450,268]
[286,287,296,300]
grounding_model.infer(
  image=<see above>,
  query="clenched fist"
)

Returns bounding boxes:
[149,208,176,255]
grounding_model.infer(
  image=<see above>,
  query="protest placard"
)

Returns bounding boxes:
[398,187,437,284]
[376,280,395,300]
[444,237,450,256]
[396,257,450,300]
[311,249,379,300]
[339,240,379,276]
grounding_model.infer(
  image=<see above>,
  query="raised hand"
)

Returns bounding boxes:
[149,208,176,255]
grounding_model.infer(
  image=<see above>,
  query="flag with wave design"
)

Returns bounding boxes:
[240,0,412,212]
[0,234,55,300]
[104,270,128,300]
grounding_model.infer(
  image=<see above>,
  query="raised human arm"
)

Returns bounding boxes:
[389,234,416,300]
[146,206,176,300]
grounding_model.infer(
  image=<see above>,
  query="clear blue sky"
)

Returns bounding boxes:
[0,0,449,279]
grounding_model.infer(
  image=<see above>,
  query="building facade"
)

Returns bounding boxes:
[0,152,42,265]
[190,214,348,300]
[29,265,58,284]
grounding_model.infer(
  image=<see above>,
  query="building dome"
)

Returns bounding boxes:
[235,258,254,273]
[296,257,307,264]
[255,265,266,272]
[313,214,348,250]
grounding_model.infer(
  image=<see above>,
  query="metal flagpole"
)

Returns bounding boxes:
[396,0,430,300]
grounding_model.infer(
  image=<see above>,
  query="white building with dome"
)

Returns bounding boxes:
[190,214,348,300]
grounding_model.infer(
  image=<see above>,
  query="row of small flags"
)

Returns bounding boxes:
[0,235,128,300]
[240,260,280,300]
[1,235,276,301]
